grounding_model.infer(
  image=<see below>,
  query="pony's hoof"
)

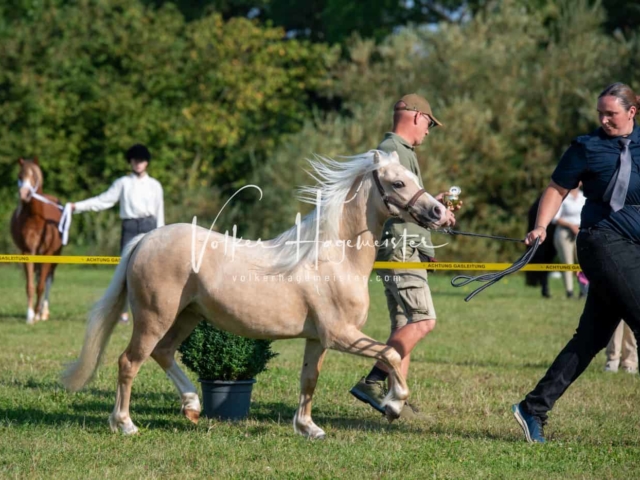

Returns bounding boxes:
[25,318,35,326]
[108,415,119,433]
[122,423,139,435]
[109,414,139,435]
[184,408,200,425]
[308,430,326,440]
[293,415,326,439]
[384,405,401,423]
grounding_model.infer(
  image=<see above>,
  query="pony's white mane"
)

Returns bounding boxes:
[266,150,392,273]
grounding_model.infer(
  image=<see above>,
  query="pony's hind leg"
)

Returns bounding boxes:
[293,339,327,439]
[330,326,407,421]
[34,263,53,321]
[41,264,56,321]
[110,314,174,434]
[150,310,203,425]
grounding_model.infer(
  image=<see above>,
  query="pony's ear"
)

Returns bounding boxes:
[32,156,39,165]
[373,150,381,165]
[18,158,24,165]
[389,151,400,164]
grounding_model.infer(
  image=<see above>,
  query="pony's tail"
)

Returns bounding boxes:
[62,234,146,392]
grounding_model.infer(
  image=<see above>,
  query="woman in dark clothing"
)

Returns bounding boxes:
[512,82,640,443]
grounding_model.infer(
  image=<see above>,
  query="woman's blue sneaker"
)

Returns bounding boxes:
[512,403,546,443]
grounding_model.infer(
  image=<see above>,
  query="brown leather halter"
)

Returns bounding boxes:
[371,168,429,225]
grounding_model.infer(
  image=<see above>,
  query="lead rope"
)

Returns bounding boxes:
[434,229,540,302]
[25,184,73,246]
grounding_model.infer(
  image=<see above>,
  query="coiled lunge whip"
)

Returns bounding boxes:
[434,229,541,302]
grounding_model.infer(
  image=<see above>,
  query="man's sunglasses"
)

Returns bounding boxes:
[396,107,437,128]
[421,112,437,129]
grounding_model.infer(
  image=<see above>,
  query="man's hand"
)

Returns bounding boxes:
[442,209,456,227]
[435,191,463,211]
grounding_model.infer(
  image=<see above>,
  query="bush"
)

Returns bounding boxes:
[178,322,278,381]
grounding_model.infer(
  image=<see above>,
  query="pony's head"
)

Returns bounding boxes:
[372,151,449,229]
[17,157,42,202]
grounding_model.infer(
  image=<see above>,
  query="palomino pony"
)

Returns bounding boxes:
[63,150,453,438]
[11,158,63,324]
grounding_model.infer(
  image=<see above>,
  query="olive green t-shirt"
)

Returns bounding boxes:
[375,132,435,262]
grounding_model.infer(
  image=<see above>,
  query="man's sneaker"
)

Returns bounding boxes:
[349,377,386,414]
[512,403,545,443]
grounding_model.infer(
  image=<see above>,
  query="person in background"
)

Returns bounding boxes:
[512,82,640,443]
[604,321,638,373]
[71,144,164,322]
[525,195,557,298]
[551,184,586,298]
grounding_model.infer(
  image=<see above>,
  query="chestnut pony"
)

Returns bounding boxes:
[63,150,452,438]
[11,158,63,324]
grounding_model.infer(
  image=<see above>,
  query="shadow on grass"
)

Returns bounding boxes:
[2,378,178,401]
[0,313,79,324]
[249,400,427,435]
[0,406,192,432]
[0,313,25,322]
[424,358,551,370]
[4,400,638,446]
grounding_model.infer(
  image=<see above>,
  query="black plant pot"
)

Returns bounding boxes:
[199,379,256,420]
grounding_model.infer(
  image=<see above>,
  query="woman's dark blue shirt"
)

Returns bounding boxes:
[552,123,640,241]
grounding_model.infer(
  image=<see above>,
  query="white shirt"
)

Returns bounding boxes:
[74,173,164,228]
[553,190,586,227]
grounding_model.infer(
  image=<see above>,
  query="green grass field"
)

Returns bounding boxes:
[0,265,638,479]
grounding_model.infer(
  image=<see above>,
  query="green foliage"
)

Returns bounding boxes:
[2,0,640,264]
[141,0,640,45]
[253,0,632,262]
[142,1,485,43]
[0,0,336,253]
[178,322,277,381]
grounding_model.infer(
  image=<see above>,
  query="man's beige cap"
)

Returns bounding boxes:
[396,93,443,127]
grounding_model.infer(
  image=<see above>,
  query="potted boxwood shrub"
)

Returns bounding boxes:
[178,322,278,420]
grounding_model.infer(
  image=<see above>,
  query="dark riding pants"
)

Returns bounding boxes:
[523,228,640,422]
[120,216,156,252]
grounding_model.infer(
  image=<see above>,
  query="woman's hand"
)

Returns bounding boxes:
[525,226,547,246]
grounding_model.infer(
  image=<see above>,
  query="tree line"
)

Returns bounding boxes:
[1,0,638,260]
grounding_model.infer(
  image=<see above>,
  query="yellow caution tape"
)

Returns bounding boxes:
[0,254,120,265]
[0,254,581,271]
[373,262,581,272]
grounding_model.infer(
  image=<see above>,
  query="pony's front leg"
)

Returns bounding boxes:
[23,262,35,324]
[331,327,407,421]
[293,339,327,439]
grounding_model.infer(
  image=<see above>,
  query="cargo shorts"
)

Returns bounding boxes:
[377,249,436,329]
